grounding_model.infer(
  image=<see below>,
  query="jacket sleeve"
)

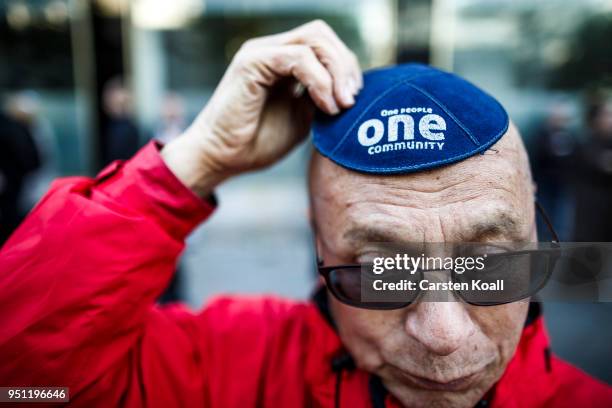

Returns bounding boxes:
[0,142,216,406]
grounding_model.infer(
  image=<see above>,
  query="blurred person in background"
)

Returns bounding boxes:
[5,90,58,211]
[0,94,41,245]
[0,21,611,408]
[101,77,140,166]
[573,94,612,242]
[532,101,577,241]
[154,92,188,145]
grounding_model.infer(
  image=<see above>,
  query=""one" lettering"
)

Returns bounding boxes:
[357,113,446,147]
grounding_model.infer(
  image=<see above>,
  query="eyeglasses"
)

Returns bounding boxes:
[315,202,561,309]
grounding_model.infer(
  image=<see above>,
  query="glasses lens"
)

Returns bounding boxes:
[456,251,554,305]
[327,267,415,309]
[328,267,361,302]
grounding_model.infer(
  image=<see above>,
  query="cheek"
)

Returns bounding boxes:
[329,294,399,370]
[472,301,529,363]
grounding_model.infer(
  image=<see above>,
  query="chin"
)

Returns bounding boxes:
[384,380,492,408]
[382,365,501,408]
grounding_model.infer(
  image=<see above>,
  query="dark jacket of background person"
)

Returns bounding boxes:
[100,78,140,167]
[0,143,610,407]
[0,112,40,244]
[102,116,139,165]
[532,123,576,185]
[532,111,577,241]
[573,100,612,242]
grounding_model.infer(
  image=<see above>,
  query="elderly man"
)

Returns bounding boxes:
[0,21,610,408]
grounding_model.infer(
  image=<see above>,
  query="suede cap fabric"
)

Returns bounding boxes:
[312,63,509,174]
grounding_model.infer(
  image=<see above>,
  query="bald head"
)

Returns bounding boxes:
[309,122,535,255]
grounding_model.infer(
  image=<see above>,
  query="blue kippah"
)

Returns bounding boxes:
[312,63,509,174]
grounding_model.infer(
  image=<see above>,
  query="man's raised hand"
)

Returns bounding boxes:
[162,20,362,196]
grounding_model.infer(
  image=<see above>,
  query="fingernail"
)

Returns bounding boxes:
[326,95,340,114]
[341,87,355,106]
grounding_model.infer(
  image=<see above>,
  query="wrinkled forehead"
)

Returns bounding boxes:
[309,125,535,245]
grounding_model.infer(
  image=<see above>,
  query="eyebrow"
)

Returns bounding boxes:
[343,211,524,245]
[466,211,523,241]
[343,227,404,245]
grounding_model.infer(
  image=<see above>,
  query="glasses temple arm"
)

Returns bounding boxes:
[535,201,560,243]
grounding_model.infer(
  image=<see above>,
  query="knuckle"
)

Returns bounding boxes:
[320,20,337,37]
[310,19,325,27]
[231,48,251,69]
[230,48,263,77]
[234,40,256,60]
[305,19,331,35]
[313,75,333,94]
[269,51,289,68]
[238,38,256,51]
[312,19,329,30]
[238,37,267,55]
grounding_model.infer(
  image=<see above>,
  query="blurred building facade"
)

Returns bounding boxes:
[2,0,611,191]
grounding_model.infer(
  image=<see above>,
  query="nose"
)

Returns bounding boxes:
[404,302,476,356]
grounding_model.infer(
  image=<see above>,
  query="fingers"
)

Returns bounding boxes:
[286,20,362,109]
[298,20,363,95]
[236,20,362,114]
[255,44,340,114]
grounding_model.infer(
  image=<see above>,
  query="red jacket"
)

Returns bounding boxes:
[0,142,610,407]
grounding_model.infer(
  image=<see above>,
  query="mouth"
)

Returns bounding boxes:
[394,368,484,392]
